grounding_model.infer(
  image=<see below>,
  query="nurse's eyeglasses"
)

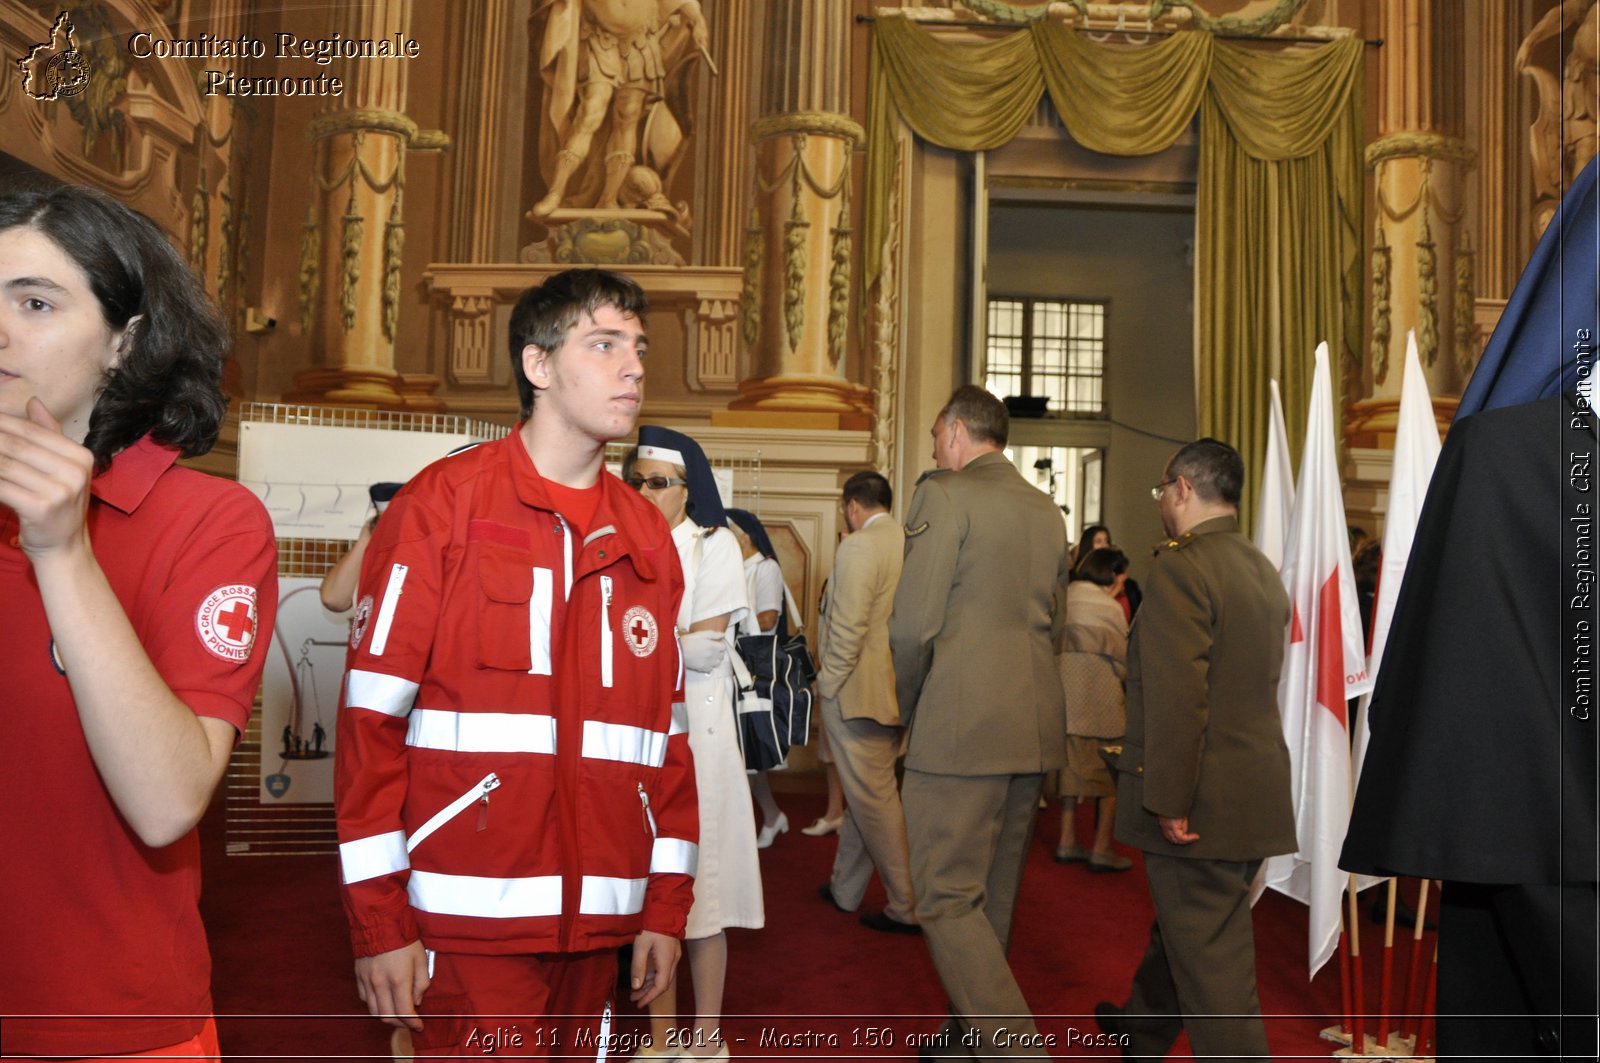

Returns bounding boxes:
[626,475,688,491]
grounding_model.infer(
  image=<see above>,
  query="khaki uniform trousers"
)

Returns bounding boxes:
[903,769,1047,1059]
[1122,853,1269,1063]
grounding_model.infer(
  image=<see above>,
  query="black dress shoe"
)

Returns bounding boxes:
[1094,1001,1126,1036]
[817,884,850,912]
[859,910,922,935]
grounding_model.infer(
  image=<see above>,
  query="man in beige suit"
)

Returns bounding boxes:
[891,386,1069,1059]
[1098,438,1295,1062]
[816,471,917,934]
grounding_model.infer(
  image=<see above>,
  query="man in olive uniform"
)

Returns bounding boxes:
[890,385,1070,1058]
[1100,438,1295,1061]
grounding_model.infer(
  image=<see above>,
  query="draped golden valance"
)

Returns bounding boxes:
[865,16,1364,508]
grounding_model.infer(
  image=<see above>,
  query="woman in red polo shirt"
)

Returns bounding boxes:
[0,182,277,1060]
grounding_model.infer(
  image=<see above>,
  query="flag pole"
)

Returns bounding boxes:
[1399,878,1434,1042]
[1417,933,1441,1056]
[1377,876,1399,1049]
[1347,873,1367,1052]
[1335,899,1355,1047]
[1344,707,1367,1053]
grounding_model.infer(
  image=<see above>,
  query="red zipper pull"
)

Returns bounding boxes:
[476,776,497,832]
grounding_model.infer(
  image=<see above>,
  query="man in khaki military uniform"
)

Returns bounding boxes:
[1099,438,1295,1061]
[890,386,1069,1058]
[816,470,917,933]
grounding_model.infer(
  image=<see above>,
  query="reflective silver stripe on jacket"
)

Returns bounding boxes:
[346,669,420,717]
[406,709,557,753]
[340,829,409,884]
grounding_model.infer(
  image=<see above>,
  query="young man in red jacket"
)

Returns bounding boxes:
[335,269,696,1056]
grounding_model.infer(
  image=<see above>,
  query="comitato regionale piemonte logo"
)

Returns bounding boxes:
[18,11,91,101]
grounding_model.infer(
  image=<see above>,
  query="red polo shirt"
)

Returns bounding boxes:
[0,437,278,1057]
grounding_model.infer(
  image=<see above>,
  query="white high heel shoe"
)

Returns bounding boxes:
[800,814,843,836]
[756,811,789,848]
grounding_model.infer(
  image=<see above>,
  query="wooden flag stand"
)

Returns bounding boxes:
[1320,878,1439,1061]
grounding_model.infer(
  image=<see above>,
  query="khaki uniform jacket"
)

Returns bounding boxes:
[1114,515,1298,861]
[890,451,1070,777]
[816,513,904,725]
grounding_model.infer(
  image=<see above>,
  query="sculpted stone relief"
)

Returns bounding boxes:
[1518,0,1599,234]
[529,0,713,261]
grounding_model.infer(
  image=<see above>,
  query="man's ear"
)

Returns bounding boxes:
[522,342,551,390]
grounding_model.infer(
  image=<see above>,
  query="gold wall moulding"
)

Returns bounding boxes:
[1364,132,1478,170]
[751,112,865,145]
[306,109,419,144]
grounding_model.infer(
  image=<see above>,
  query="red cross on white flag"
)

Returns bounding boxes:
[1261,342,1380,977]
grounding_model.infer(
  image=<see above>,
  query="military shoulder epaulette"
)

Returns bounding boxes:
[1152,532,1195,555]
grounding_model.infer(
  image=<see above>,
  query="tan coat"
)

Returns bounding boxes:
[890,451,1070,777]
[816,513,904,725]
[1057,580,1128,739]
[1114,515,1297,861]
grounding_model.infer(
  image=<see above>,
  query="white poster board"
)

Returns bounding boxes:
[259,578,351,804]
[239,422,481,540]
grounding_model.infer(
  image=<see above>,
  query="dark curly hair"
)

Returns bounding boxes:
[0,180,229,469]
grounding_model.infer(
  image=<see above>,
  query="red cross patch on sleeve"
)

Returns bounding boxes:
[195,583,260,663]
[623,605,659,657]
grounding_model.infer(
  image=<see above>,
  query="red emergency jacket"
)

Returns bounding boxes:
[335,433,696,958]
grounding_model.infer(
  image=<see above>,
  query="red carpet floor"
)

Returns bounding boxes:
[199,793,1436,1060]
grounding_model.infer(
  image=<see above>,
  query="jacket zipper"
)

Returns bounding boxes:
[637,782,657,837]
[558,515,574,600]
[600,575,615,688]
[406,772,501,853]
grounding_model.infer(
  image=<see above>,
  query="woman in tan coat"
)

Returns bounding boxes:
[1054,547,1133,871]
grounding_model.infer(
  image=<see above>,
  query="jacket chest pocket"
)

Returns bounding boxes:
[474,555,554,673]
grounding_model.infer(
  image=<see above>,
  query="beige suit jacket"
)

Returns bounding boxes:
[817,513,903,725]
[890,452,1070,777]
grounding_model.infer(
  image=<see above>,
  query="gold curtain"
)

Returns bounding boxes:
[1033,21,1212,156]
[864,16,1364,520]
[1201,38,1364,489]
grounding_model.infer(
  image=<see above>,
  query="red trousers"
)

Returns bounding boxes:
[409,950,617,1059]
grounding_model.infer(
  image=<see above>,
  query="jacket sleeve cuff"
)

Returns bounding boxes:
[348,898,421,958]
[641,873,695,938]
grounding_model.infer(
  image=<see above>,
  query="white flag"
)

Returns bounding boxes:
[1262,342,1378,977]
[1352,332,1441,780]
[1254,379,1296,570]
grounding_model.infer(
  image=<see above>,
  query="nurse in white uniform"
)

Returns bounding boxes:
[626,426,762,1061]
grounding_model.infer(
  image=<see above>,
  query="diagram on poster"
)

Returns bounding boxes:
[259,578,351,803]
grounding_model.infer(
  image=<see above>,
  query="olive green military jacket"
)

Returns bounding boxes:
[889,451,1070,776]
[1114,514,1298,861]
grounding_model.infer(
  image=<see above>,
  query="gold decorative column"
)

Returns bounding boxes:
[1344,0,1472,536]
[285,0,447,410]
[186,0,249,396]
[1348,0,1473,451]
[722,0,871,428]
